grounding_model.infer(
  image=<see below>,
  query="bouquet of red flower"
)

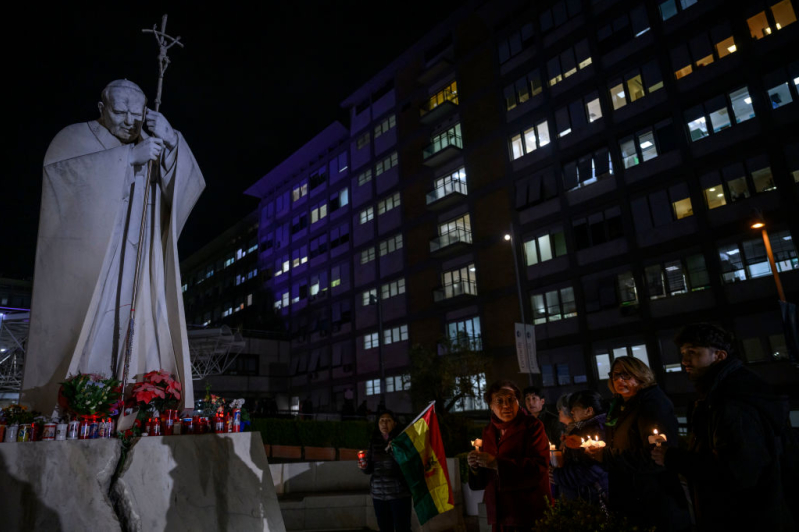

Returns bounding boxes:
[59,373,122,417]
[130,369,182,413]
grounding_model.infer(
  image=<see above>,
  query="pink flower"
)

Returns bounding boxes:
[144,369,172,385]
[132,382,166,405]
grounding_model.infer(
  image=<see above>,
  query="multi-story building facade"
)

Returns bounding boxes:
[244,0,799,417]
[180,212,291,405]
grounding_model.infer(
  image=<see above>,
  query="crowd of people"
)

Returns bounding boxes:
[358,323,797,532]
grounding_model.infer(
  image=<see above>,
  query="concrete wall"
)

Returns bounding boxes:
[270,458,467,532]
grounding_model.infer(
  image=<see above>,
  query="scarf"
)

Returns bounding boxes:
[490,411,522,432]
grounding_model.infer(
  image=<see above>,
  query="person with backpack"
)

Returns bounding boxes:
[652,323,796,531]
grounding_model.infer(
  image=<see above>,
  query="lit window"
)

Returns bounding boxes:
[747,11,772,40]
[361,247,376,264]
[363,333,380,350]
[771,0,797,32]
[365,378,381,396]
[359,207,374,225]
[531,286,577,324]
[729,87,755,123]
[767,82,794,109]
[358,169,373,186]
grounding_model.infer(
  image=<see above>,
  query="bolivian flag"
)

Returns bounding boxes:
[391,401,454,524]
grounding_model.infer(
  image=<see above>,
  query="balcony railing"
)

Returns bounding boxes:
[430,227,472,253]
[433,280,478,302]
[420,87,459,117]
[425,180,467,205]
[423,132,463,161]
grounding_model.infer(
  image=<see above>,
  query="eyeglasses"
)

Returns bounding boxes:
[611,372,633,382]
[491,397,518,407]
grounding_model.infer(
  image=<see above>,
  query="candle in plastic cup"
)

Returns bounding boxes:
[357,450,367,467]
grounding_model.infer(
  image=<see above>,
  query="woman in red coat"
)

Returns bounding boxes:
[467,380,552,531]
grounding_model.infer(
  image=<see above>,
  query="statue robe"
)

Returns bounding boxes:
[21,120,204,413]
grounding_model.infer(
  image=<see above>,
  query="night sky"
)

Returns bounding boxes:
[2,2,459,280]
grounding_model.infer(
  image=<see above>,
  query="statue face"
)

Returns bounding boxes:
[98,88,146,143]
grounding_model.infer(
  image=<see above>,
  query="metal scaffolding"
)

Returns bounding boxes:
[187,326,246,380]
[0,312,28,395]
[0,314,245,395]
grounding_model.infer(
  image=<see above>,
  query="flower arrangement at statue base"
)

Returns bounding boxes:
[1,404,45,442]
[193,383,250,434]
[533,497,655,532]
[56,373,122,440]
[123,369,183,438]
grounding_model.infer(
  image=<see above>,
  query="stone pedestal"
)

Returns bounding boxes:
[113,432,285,532]
[0,439,122,531]
[0,432,285,532]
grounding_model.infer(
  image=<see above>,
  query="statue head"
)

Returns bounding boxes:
[97,80,148,144]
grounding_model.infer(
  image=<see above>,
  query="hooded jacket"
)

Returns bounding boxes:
[603,385,691,532]
[468,411,552,527]
[664,357,795,531]
[552,413,609,503]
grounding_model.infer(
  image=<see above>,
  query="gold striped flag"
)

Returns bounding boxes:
[391,402,454,524]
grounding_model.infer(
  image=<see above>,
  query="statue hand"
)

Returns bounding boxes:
[145,109,178,149]
[129,137,165,166]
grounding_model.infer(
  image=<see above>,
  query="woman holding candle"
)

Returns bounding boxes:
[585,356,690,532]
[358,410,412,532]
[550,390,608,504]
[467,380,551,531]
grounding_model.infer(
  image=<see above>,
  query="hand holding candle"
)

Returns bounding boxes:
[549,442,564,467]
[648,428,668,447]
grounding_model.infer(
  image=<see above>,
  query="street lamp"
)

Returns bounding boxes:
[368,292,387,406]
[505,224,534,386]
[750,212,786,302]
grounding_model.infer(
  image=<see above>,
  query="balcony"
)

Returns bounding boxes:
[422,130,462,168]
[425,179,467,210]
[420,87,459,125]
[429,227,472,256]
[433,280,477,303]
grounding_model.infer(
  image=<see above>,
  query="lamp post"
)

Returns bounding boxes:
[505,224,534,386]
[369,292,387,405]
[751,214,786,302]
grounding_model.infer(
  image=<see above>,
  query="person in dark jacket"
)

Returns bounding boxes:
[468,380,551,531]
[652,324,795,531]
[585,356,691,532]
[523,386,563,444]
[358,410,412,532]
[551,390,608,504]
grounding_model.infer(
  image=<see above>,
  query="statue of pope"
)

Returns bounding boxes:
[21,79,204,413]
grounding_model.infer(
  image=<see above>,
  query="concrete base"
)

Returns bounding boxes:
[270,459,465,532]
[0,439,122,531]
[113,432,285,532]
[0,433,285,532]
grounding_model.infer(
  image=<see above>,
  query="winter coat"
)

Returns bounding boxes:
[552,413,609,504]
[362,429,411,501]
[468,412,552,527]
[603,385,691,532]
[664,357,796,531]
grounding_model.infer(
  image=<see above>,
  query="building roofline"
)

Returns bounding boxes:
[245,122,349,199]
[338,4,467,110]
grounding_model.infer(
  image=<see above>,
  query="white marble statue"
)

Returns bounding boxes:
[21,79,204,412]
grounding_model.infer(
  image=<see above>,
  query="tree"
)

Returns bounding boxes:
[407,334,489,414]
